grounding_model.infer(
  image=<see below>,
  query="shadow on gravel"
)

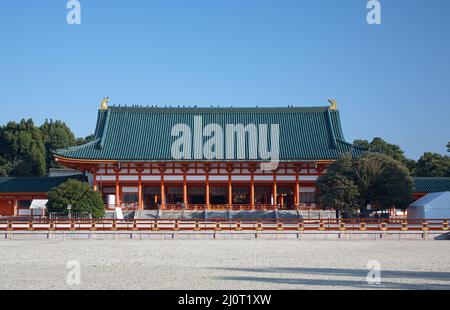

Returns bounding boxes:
[212,267,450,289]
[215,275,450,289]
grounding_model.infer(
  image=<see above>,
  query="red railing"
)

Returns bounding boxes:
[161,204,285,211]
[105,204,322,211]
[0,218,448,232]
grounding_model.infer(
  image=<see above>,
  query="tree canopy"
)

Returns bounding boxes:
[76,134,95,146]
[40,120,77,169]
[415,152,450,177]
[316,155,361,217]
[0,118,92,177]
[353,137,407,163]
[353,138,450,177]
[0,119,46,176]
[46,179,105,218]
[317,153,413,217]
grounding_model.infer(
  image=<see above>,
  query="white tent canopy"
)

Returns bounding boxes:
[30,199,48,210]
[17,199,48,216]
[408,192,450,219]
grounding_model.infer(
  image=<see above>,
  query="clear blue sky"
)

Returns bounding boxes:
[1,0,449,159]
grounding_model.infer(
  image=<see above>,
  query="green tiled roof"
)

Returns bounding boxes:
[55,106,364,162]
[0,175,86,193]
[413,177,450,193]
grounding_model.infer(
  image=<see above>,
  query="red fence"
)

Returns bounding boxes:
[0,218,448,232]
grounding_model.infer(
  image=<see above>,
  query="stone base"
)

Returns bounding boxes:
[1,230,449,241]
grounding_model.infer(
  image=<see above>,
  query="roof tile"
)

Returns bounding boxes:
[55,106,364,161]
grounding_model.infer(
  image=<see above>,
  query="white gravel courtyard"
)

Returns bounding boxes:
[0,240,449,290]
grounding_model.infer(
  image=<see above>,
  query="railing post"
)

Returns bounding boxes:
[91,220,96,231]
[49,221,55,231]
[276,220,284,231]
[7,220,13,231]
[194,220,201,231]
[255,221,263,231]
[152,220,159,231]
[297,221,304,231]
[359,222,366,231]
[235,220,242,231]
[70,220,75,231]
[173,220,180,231]
[111,220,117,231]
[318,220,325,231]
[28,220,33,231]
[401,221,408,231]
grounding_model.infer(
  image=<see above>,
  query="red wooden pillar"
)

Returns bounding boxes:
[13,199,18,216]
[204,164,211,208]
[294,165,300,208]
[159,164,166,209]
[227,164,233,207]
[114,167,120,208]
[160,178,165,209]
[137,165,143,211]
[182,164,188,206]
[249,164,256,209]
[272,174,277,207]
[206,179,210,208]
[93,169,98,192]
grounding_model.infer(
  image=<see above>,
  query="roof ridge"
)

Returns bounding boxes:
[99,108,111,149]
[107,106,332,113]
[325,109,337,148]
[413,177,450,180]
[55,138,101,153]
[54,107,364,161]
[0,175,77,181]
[336,139,368,151]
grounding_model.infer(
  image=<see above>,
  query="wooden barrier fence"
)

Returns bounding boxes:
[0,218,449,232]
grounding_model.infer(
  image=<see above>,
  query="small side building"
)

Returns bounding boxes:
[0,175,86,216]
[408,192,450,219]
[412,177,450,200]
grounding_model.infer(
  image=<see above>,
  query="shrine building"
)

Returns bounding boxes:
[54,100,363,211]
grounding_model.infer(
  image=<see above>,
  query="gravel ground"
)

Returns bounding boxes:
[0,240,449,290]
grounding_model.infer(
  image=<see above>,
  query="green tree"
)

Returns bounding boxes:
[47,179,105,218]
[316,155,361,217]
[316,153,413,216]
[415,152,450,177]
[352,139,370,150]
[0,156,21,177]
[353,137,407,162]
[353,137,420,175]
[404,159,417,176]
[354,153,412,211]
[76,134,95,146]
[0,119,46,176]
[40,120,77,168]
